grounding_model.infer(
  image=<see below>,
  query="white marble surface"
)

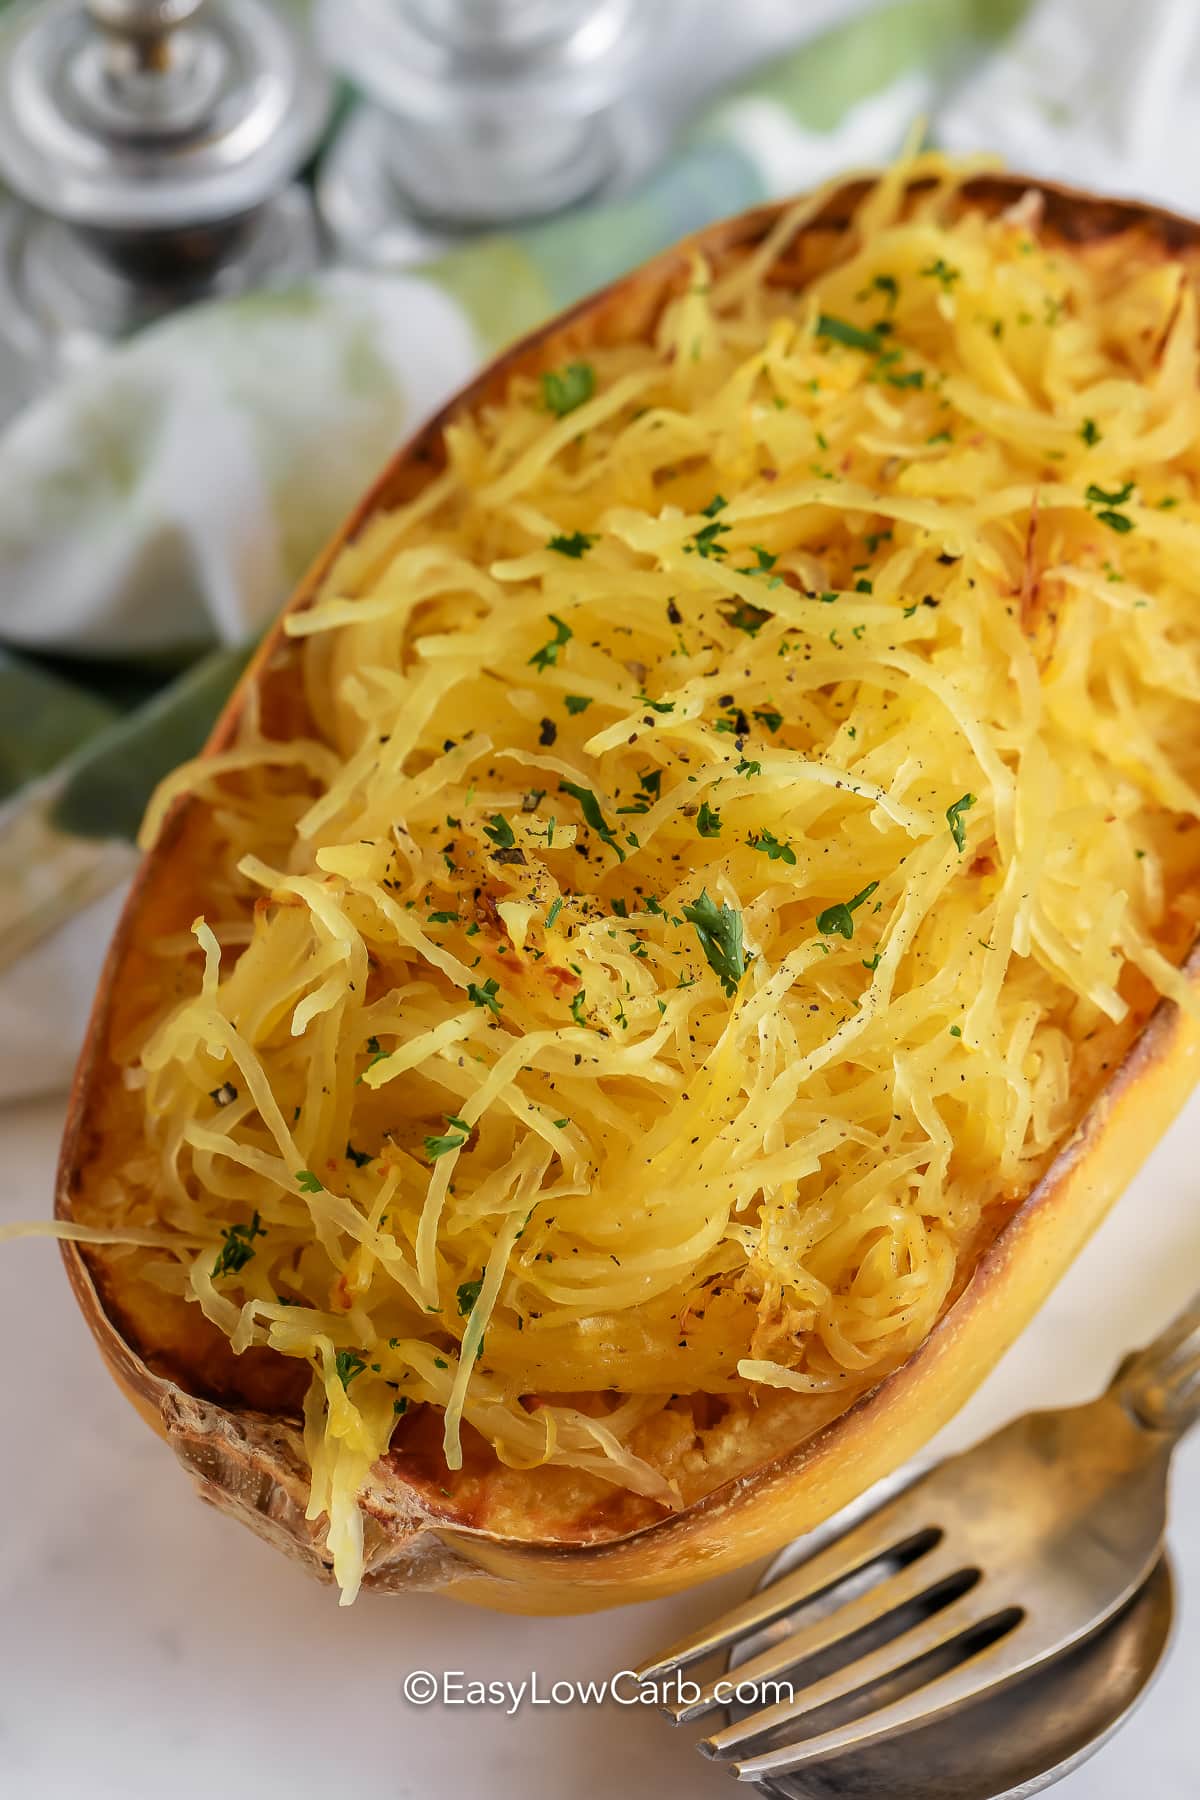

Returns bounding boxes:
[0,1084,1197,1800]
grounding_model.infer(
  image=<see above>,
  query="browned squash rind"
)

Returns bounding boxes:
[56,173,1200,1613]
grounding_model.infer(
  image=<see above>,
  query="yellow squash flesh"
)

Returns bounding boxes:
[56,172,1200,1613]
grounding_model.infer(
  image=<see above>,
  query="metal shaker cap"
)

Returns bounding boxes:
[320,0,661,124]
[0,0,331,232]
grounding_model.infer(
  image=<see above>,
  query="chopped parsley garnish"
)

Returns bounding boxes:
[736,545,778,577]
[457,1277,484,1316]
[722,599,773,636]
[1085,480,1136,533]
[885,367,924,389]
[1086,480,1135,506]
[357,1037,390,1083]
[529,614,573,670]
[749,828,796,866]
[541,361,595,417]
[547,531,596,558]
[295,1170,324,1193]
[483,813,515,849]
[570,990,589,1026]
[696,801,723,838]
[345,1143,373,1169]
[545,897,564,929]
[946,792,977,853]
[335,1350,368,1389]
[558,779,624,862]
[817,882,879,940]
[872,273,899,308]
[393,1397,410,1417]
[212,1210,265,1279]
[1080,418,1101,446]
[425,1115,469,1160]
[639,694,675,714]
[816,314,885,353]
[564,694,592,715]
[686,519,731,559]
[466,977,502,1016]
[701,492,728,517]
[617,768,662,815]
[735,758,762,777]
[753,705,783,733]
[682,890,747,997]
[920,258,961,290]
[428,910,459,924]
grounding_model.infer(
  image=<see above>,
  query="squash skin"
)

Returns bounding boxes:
[55,173,1200,1614]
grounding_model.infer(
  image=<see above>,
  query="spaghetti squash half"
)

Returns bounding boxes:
[52,155,1200,1608]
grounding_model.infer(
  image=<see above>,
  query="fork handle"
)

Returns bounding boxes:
[1111,1290,1200,1436]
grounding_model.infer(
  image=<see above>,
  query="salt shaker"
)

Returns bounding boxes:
[0,0,331,398]
[315,0,682,265]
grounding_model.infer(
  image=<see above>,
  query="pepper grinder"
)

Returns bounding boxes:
[315,0,682,266]
[0,0,331,397]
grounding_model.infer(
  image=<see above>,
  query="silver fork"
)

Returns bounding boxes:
[636,1292,1200,1785]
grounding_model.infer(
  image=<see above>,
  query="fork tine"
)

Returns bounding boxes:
[635,1484,937,1683]
[728,1612,1026,1782]
[664,1542,970,1722]
[703,1590,1023,1774]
